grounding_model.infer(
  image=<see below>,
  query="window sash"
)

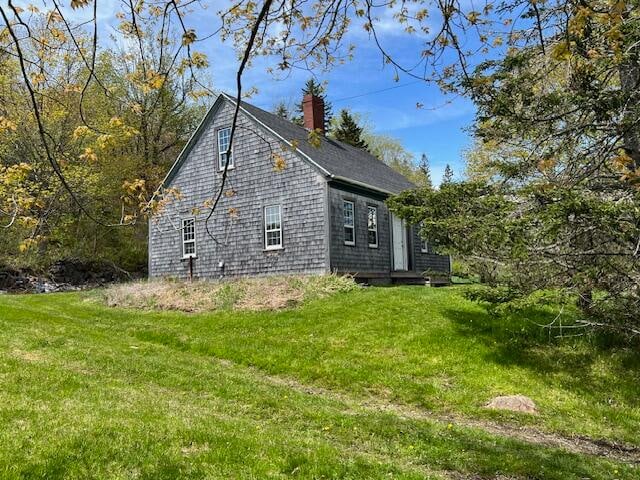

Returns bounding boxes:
[182,218,196,258]
[264,205,282,250]
[217,127,233,170]
[343,201,355,246]
[367,206,378,248]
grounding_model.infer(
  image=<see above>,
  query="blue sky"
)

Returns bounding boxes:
[195,8,476,184]
[229,59,475,184]
[31,0,476,182]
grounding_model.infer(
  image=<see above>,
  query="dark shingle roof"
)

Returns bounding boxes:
[229,95,415,194]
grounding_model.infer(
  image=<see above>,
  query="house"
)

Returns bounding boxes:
[148,93,451,284]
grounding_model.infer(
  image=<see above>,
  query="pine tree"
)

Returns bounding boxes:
[418,153,433,188]
[442,164,454,184]
[273,101,289,119]
[293,78,332,130]
[333,110,368,150]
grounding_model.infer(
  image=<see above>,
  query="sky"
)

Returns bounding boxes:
[191,6,476,184]
[21,0,476,183]
[221,54,475,184]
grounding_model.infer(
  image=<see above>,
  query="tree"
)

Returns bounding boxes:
[0,0,537,266]
[4,0,639,338]
[389,2,640,337]
[0,11,204,269]
[365,133,421,183]
[273,102,290,119]
[418,154,433,189]
[330,110,428,184]
[442,164,454,185]
[333,110,368,150]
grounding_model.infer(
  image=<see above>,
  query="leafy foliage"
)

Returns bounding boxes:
[0,15,205,270]
[332,109,368,150]
[442,164,454,184]
[389,1,640,337]
[418,153,433,189]
[273,101,291,119]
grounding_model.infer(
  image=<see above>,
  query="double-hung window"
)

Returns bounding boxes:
[367,206,378,248]
[182,218,196,258]
[264,205,282,250]
[343,200,355,246]
[217,127,233,171]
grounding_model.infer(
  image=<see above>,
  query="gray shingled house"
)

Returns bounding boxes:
[149,93,450,284]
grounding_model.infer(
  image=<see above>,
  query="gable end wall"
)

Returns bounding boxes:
[149,100,328,279]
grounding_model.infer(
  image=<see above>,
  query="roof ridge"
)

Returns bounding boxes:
[218,93,415,194]
[228,94,409,168]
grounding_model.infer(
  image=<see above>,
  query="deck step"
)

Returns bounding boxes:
[391,275,427,285]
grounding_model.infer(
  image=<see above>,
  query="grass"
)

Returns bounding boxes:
[103,275,358,312]
[0,284,638,479]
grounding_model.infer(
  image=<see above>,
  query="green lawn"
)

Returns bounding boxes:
[0,286,638,479]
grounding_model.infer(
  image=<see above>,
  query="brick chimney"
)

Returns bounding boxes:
[302,94,325,133]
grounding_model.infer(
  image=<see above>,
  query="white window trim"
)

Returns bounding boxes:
[343,200,355,246]
[264,205,283,250]
[217,127,234,171]
[367,205,378,248]
[181,217,197,259]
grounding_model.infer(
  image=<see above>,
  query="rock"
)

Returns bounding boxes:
[49,258,130,285]
[1,258,133,293]
[486,395,537,414]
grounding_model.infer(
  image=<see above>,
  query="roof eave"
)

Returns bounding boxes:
[329,175,404,196]
[156,94,226,192]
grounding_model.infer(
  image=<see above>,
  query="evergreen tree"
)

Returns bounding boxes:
[442,164,454,184]
[333,109,368,150]
[273,101,289,119]
[418,153,433,188]
[293,78,332,130]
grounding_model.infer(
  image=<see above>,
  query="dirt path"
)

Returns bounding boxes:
[216,358,640,465]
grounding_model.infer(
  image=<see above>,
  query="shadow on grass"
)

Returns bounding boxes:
[442,305,640,407]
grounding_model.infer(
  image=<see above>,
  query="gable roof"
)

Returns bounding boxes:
[161,94,415,195]
[230,95,415,194]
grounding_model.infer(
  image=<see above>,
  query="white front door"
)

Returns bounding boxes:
[391,214,408,271]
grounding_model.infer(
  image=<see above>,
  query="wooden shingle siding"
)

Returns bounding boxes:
[328,183,451,278]
[328,184,392,274]
[149,100,328,279]
[411,228,451,274]
[149,94,451,282]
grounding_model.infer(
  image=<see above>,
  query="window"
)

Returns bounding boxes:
[264,205,282,250]
[182,218,196,258]
[343,200,355,245]
[419,222,428,253]
[367,206,378,248]
[217,127,233,171]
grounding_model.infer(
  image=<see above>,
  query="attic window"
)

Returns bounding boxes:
[343,200,355,246]
[217,127,234,171]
